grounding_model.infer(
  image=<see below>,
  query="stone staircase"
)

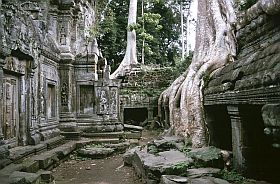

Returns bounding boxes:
[0,124,144,184]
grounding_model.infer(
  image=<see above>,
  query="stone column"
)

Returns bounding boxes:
[148,106,154,122]
[59,61,79,139]
[227,105,246,173]
[0,58,4,143]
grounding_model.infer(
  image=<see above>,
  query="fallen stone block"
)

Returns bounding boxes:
[0,145,9,159]
[37,170,54,183]
[32,153,59,170]
[78,147,115,158]
[133,150,193,183]
[187,167,221,178]
[161,175,230,184]
[9,171,40,184]
[0,163,24,176]
[9,146,36,162]
[0,159,12,170]
[49,141,76,159]
[161,175,188,184]
[148,136,184,153]
[21,159,40,173]
[44,136,65,150]
[123,146,141,166]
[187,146,224,169]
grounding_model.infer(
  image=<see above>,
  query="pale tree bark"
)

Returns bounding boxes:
[159,0,237,147]
[110,0,138,79]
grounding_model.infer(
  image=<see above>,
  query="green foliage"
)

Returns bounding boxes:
[170,52,193,79]
[219,170,247,183]
[235,0,257,10]
[147,144,159,154]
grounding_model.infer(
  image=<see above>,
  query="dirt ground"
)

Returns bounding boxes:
[52,130,160,184]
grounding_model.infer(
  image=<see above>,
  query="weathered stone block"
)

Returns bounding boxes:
[262,104,280,127]
[37,170,54,183]
[0,145,9,160]
[132,150,193,183]
[149,136,184,152]
[187,168,221,178]
[161,175,230,184]
[9,171,40,184]
[123,146,141,166]
[187,146,224,169]
[78,147,115,158]
[32,154,58,170]
[21,159,40,173]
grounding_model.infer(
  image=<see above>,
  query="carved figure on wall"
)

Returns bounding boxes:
[100,90,108,114]
[39,85,45,116]
[110,89,117,114]
[59,26,67,45]
[61,82,68,106]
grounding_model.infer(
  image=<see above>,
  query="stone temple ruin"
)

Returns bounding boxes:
[0,0,123,159]
[0,0,280,183]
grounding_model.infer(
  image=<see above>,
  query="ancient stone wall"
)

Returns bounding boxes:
[203,1,280,181]
[120,66,174,125]
[0,0,106,150]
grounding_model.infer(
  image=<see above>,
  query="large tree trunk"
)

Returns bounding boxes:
[110,0,138,79]
[159,0,237,147]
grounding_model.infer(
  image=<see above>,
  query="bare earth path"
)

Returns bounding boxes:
[52,130,160,184]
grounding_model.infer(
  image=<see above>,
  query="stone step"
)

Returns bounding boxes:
[31,141,76,170]
[78,147,115,159]
[82,131,124,138]
[9,171,41,184]
[8,136,65,163]
[44,136,65,149]
[124,131,142,139]
[89,138,121,144]
[124,124,143,131]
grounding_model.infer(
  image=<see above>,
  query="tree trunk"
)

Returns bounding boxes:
[110,0,138,79]
[159,0,237,147]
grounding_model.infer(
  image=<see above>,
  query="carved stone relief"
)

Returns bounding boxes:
[3,75,19,142]
[61,82,68,106]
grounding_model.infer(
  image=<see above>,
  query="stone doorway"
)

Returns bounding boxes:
[205,105,232,151]
[124,108,148,126]
[2,74,20,146]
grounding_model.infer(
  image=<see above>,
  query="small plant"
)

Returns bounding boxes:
[147,144,159,154]
[219,170,247,183]
[235,0,257,11]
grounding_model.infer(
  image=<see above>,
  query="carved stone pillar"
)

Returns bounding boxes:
[59,62,79,139]
[227,105,246,173]
[0,59,4,143]
[148,107,154,122]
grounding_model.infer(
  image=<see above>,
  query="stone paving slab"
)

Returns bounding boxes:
[9,171,40,184]
[161,175,230,184]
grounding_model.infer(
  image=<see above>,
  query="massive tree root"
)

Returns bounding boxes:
[159,0,237,147]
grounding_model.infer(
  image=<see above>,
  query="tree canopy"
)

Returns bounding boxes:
[95,0,191,71]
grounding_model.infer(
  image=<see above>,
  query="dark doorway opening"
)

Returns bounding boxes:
[205,105,232,151]
[240,105,280,183]
[124,108,148,126]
